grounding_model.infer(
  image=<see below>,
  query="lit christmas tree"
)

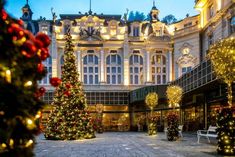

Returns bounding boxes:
[44,31,95,140]
[208,37,235,155]
[166,85,183,141]
[0,0,50,156]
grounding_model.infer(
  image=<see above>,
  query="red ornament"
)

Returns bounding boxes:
[38,48,50,61]
[50,77,61,87]
[37,63,44,73]
[1,9,8,20]
[21,40,37,58]
[17,19,24,26]
[34,39,44,49]
[65,83,72,89]
[64,91,71,97]
[39,87,46,95]
[35,32,51,48]
[8,23,25,40]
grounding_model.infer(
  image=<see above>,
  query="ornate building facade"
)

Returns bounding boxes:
[21,0,235,131]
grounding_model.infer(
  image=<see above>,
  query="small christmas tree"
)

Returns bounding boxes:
[44,32,95,140]
[0,0,50,156]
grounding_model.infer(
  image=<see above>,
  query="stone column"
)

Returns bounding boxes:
[123,28,130,86]
[145,50,151,84]
[100,48,105,84]
[51,29,58,77]
[77,50,82,81]
[168,50,173,82]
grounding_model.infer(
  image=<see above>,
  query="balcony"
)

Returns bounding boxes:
[174,25,199,39]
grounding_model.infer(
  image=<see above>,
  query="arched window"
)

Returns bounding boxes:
[106,54,122,84]
[83,53,99,85]
[231,16,235,33]
[151,54,167,84]
[129,54,143,85]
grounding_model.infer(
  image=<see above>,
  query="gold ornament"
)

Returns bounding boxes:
[145,92,158,115]
[166,85,183,109]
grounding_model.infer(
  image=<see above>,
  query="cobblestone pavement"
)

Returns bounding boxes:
[35,132,223,157]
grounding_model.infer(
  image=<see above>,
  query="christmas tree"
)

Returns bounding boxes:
[44,32,95,140]
[0,0,50,156]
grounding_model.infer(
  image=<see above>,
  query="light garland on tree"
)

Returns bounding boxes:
[166,85,183,109]
[208,37,235,156]
[207,37,235,107]
[145,92,158,136]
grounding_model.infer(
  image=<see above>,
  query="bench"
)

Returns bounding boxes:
[164,125,183,138]
[197,126,217,143]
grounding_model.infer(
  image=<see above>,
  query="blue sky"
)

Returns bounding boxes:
[5,0,198,20]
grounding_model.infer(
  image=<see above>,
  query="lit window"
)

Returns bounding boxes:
[152,54,167,84]
[83,53,99,85]
[106,53,122,85]
[130,54,143,85]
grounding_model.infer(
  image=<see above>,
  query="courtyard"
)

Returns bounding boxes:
[35,132,220,157]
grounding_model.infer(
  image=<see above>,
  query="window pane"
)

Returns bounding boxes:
[117,56,121,65]
[130,67,133,73]
[107,75,110,84]
[152,67,155,73]
[95,67,98,73]
[107,67,110,73]
[135,75,138,84]
[134,55,138,63]
[49,67,52,73]
[112,67,116,73]
[88,55,93,63]
[163,75,166,84]
[157,67,161,73]
[157,56,161,64]
[95,75,98,84]
[89,67,93,73]
[111,55,116,63]
[118,75,121,84]
[162,56,166,65]
[152,75,155,83]
[89,75,93,84]
[163,67,166,73]
[157,75,161,84]
[118,67,121,73]
[48,57,52,64]
[134,67,138,73]
[95,56,98,64]
[112,75,116,84]
[84,75,87,84]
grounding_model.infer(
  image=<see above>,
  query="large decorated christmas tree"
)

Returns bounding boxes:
[44,31,95,140]
[0,0,50,156]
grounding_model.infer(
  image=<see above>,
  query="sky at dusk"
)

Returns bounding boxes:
[5,0,198,21]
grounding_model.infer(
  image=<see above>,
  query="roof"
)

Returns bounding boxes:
[60,14,122,21]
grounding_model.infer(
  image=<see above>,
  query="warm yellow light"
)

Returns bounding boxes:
[25,139,33,147]
[166,85,183,109]
[35,111,41,119]
[5,70,11,83]
[24,81,33,87]
[1,143,7,148]
[217,0,221,11]
[27,119,33,125]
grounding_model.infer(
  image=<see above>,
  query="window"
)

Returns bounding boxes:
[39,55,52,85]
[182,66,192,74]
[208,33,214,47]
[106,53,122,85]
[231,16,235,33]
[208,5,214,19]
[133,26,139,37]
[88,26,93,34]
[64,24,70,34]
[130,53,143,85]
[152,55,167,85]
[184,22,192,28]
[83,53,99,85]
[41,25,48,35]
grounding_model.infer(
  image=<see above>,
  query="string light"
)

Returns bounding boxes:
[24,81,33,87]
[5,70,11,83]
[166,85,183,109]
[25,140,33,147]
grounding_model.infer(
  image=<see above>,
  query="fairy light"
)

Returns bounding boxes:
[166,85,183,109]
[5,70,11,83]
[24,81,33,87]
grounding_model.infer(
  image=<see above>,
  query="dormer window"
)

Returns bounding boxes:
[133,26,139,37]
[88,26,93,34]
[64,24,70,34]
[41,25,48,35]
